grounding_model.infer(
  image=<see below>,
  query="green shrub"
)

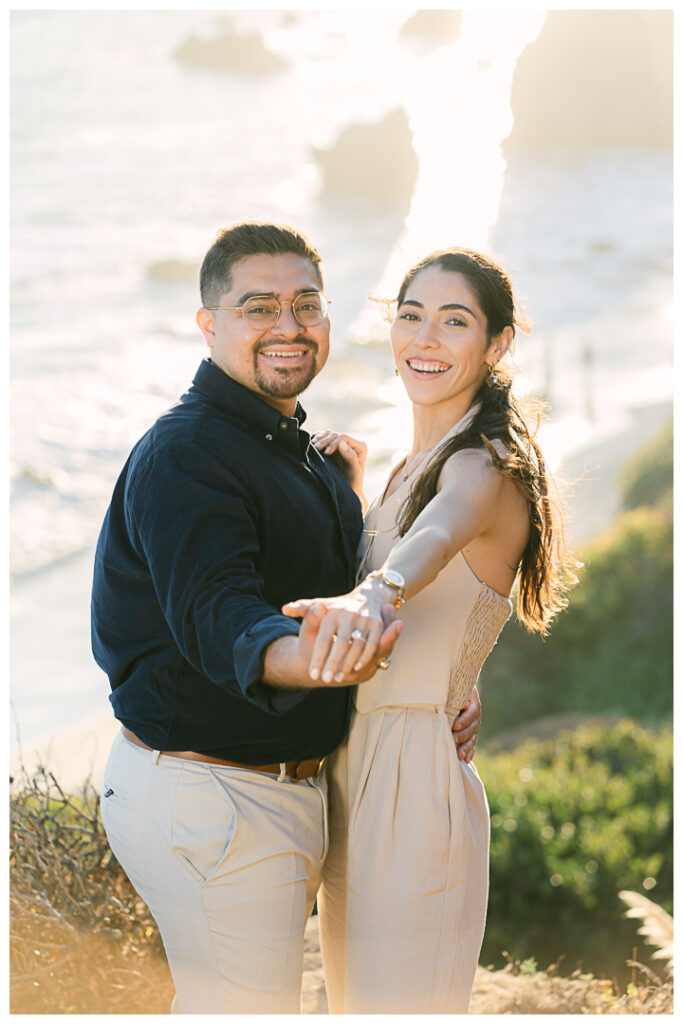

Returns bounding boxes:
[478,720,672,981]
[479,504,672,735]
[619,418,673,510]
[478,414,673,737]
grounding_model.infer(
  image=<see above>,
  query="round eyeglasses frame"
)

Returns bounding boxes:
[205,292,331,330]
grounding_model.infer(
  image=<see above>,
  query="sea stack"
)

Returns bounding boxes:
[313,108,419,204]
[399,9,462,46]
[174,26,289,76]
[505,10,673,150]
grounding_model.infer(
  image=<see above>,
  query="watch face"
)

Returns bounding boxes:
[384,569,405,589]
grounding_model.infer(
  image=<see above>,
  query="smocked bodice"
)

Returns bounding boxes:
[354,427,512,715]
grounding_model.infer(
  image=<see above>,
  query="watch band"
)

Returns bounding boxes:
[369,569,406,609]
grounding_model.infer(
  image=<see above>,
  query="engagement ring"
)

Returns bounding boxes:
[350,629,365,642]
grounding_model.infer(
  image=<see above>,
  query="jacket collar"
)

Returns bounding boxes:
[190,359,307,455]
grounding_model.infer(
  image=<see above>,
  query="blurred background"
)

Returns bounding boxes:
[10,7,673,993]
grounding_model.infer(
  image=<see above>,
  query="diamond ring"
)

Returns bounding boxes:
[350,629,365,643]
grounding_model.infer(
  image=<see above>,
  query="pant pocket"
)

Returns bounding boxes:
[170,765,238,885]
[101,783,137,852]
[101,738,139,846]
[102,781,136,808]
[308,774,329,863]
[100,773,148,889]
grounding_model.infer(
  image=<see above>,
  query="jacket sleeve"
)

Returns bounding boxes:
[125,439,310,714]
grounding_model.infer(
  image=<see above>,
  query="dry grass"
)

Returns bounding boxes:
[471,956,673,1015]
[10,896,173,1014]
[10,763,172,1013]
[10,765,673,1015]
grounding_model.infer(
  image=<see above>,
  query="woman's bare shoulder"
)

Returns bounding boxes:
[435,447,505,518]
[436,444,504,489]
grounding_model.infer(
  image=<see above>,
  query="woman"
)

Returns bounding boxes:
[283,248,573,1014]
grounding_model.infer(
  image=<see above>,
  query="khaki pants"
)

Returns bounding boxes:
[101,731,328,1014]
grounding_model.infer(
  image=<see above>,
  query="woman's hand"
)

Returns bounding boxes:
[266,602,401,690]
[283,584,399,684]
[312,430,367,504]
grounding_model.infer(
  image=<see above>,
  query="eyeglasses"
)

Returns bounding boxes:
[206,292,330,330]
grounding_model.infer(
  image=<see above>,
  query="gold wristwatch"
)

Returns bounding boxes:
[369,569,406,609]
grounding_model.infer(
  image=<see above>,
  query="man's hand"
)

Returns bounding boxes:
[451,687,482,764]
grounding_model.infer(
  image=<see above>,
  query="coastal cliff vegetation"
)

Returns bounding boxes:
[479,418,673,736]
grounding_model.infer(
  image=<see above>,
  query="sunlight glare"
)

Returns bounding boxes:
[351,10,547,465]
[368,10,547,311]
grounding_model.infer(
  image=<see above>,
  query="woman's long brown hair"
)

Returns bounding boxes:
[394,248,577,635]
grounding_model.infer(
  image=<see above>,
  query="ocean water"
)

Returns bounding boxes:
[9,10,672,755]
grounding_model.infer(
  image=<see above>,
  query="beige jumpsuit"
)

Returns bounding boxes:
[318,429,512,1014]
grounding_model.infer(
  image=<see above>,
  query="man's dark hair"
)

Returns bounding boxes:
[200,221,324,306]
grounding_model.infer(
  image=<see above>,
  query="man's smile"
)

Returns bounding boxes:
[259,348,310,360]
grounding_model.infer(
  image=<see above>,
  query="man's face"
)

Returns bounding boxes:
[196,253,330,414]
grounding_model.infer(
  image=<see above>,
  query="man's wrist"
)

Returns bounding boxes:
[263,634,311,690]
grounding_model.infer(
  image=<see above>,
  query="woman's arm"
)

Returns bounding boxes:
[376,450,503,600]
[283,449,504,684]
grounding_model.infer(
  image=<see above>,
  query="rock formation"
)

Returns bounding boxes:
[400,9,462,45]
[147,260,198,286]
[505,10,672,149]
[174,27,289,76]
[313,108,418,205]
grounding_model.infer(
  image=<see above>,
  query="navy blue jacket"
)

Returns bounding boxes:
[91,359,362,763]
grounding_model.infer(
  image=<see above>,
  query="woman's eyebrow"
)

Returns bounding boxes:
[439,302,477,318]
[400,298,478,319]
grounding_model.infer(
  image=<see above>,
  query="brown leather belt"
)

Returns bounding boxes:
[121,727,326,782]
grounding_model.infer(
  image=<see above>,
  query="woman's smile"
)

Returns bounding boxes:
[405,357,452,377]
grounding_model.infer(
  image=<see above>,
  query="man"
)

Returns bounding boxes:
[92,221,481,1013]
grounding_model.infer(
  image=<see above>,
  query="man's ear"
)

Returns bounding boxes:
[488,325,514,366]
[196,308,216,349]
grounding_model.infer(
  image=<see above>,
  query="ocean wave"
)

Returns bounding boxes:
[11,543,95,587]
[10,464,79,499]
[11,492,106,579]
[10,460,118,578]
[11,467,58,494]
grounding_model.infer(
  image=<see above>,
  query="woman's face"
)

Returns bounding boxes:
[390,265,508,413]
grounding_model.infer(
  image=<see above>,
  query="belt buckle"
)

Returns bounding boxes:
[293,755,327,782]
